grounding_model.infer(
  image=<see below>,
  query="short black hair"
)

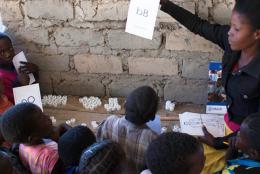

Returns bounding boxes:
[0,33,12,43]
[58,125,96,166]
[0,103,42,143]
[79,140,124,174]
[242,113,260,152]
[145,132,202,174]
[234,0,260,30]
[125,86,158,125]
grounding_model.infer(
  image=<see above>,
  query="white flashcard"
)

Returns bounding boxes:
[125,0,160,40]
[12,51,36,84]
[179,112,225,137]
[13,83,43,111]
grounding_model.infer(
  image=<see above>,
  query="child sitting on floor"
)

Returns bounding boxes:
[142,132,205,174]
[0,103,62,174]
[97,86,159,172]
[0,33,38,103]
[217,113,260,174]
[58,125,96,174]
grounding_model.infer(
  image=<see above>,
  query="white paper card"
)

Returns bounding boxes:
[179,112,225,137]
[13,83,43,111]
[125,0,160,40]
[146,115,161,134]
[12,51,36,84]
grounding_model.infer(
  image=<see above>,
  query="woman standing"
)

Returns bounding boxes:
[160,0,260,173]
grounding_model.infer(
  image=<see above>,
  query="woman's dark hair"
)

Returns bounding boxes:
[125,86,158,125]
[233,0,260,30]
[0,103,42,143]
[242,113,260,152]
[145,132,202,174]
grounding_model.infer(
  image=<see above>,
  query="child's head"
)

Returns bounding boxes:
[237,113,260,160]
[0,151,16,174]
[125,86,158,125]
[78,140,125,174]
[145,132,205,174]
[58,125,96,167]
[0,103,53,145]
[0,33,15,65]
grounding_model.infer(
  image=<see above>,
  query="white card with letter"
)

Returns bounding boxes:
[13,83,43,111]
[12,51,36,84]
[125,0,160,40]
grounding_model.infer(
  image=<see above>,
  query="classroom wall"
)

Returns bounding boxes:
[0,0,234,104]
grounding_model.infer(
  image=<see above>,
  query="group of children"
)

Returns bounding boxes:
[0,32,260,174]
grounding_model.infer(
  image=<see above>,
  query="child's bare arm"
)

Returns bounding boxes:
[49,123,72,142]
[225,136,239,161]
[19,61,39,82]
[17,72,30,86]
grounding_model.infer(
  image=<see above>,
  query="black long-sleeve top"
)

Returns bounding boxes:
[161,1,260,149]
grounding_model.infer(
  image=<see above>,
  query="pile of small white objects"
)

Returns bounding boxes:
[42,95,67,107]
[165,100,176,112]
[91,121,99,129]
[104,98,121,112]
[172,125,181,132]
[50,116,57,124]
[81,123,87,127]
[161,127,168,133]
[65,118,76,126]
[79,96,102,110]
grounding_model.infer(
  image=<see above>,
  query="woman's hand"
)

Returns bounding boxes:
[198,126,216,146]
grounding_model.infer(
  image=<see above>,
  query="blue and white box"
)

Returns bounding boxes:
[206,61,227,114]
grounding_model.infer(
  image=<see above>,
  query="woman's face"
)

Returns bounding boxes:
[228,11,260,51]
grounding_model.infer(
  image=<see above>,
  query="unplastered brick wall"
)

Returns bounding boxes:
[0,0,234,104]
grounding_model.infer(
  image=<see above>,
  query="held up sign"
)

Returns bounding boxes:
[125,0,160,40]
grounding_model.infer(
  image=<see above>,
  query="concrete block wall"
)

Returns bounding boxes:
[0,0,235,104]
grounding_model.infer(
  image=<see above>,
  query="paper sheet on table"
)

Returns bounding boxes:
[179,112,225,137]
[12,51,35,84]
[125,0,160,40]
[13,83,43,111]
[147,115,161,134]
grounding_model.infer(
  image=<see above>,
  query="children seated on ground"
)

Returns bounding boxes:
[0,33,39,103]
[0,103,62,174]
[217,113,260,174]
[58,125,96,174]
[78,140,125,174]
[97,86,159,172]
[143,132,205,174]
